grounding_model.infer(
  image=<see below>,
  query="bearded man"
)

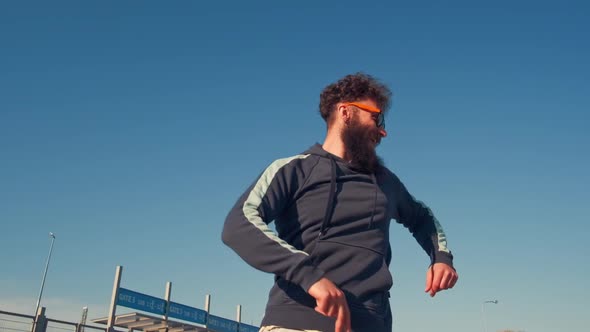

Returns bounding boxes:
[222,73,458,332]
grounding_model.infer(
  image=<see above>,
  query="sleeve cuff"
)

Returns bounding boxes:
[289,259,326,292]
[432,251,454,269]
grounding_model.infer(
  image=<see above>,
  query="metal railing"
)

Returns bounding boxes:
[0,310,34,332]
[0,310,106,332]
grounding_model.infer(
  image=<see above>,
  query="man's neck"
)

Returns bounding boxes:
[322,130,349,161]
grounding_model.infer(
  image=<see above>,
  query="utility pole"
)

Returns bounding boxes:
[34,233,56,317]
[482,299,499,332]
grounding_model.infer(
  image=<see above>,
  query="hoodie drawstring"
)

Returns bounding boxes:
[367,173,379,229]
[318,156,338,237]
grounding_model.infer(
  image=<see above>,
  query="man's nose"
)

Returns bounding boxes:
[379,128,387,138]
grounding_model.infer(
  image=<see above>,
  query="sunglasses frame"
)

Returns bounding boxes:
[343,102,385,129]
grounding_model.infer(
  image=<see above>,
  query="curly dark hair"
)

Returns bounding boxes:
[319,73,392,123]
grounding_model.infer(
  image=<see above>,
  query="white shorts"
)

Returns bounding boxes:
[259,326,323,332]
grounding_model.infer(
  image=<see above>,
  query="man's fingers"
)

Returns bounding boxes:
[325,302,338,318]
[314,297,341,318]
[438,267,459,290]
[444,271,458,290]
[426,264,459,297]
[425,266,433,292]
[314,300,330,316]
[430,269,442,296]
[449,274,458,288]
[314,306,327,316]
[307,277,350,331]
[334,307,344,332]
[440,272,452,289]
[334,303,351,332]
[314,301,336,318]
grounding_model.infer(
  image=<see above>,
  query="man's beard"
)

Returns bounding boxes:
[341,118,383,173]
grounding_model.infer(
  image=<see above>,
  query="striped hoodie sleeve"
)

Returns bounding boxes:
[395,178,454,268]
[221,155,326,292]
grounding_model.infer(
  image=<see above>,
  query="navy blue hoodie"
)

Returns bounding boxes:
[222,144,453,332]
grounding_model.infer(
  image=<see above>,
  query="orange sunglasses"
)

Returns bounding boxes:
[343,102,385,129]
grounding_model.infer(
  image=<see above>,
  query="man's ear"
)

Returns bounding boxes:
[338,103,352,125]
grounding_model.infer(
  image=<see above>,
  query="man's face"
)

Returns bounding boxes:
[341,100,386,173]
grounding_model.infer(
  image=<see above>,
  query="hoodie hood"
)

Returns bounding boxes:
[303,143,332,157]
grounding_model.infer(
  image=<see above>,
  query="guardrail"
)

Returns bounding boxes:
[0,309,106,332]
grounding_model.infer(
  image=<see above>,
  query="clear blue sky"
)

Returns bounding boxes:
[1,1,588,331]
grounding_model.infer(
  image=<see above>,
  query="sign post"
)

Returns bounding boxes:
[107,266,122,332]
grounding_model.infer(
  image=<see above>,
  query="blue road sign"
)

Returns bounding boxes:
[168,301,207,325]
[117,288,166,315]
[207,314,238,332]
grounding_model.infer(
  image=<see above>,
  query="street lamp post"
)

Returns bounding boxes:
[34,232,56,316]
[481,299,498,332]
